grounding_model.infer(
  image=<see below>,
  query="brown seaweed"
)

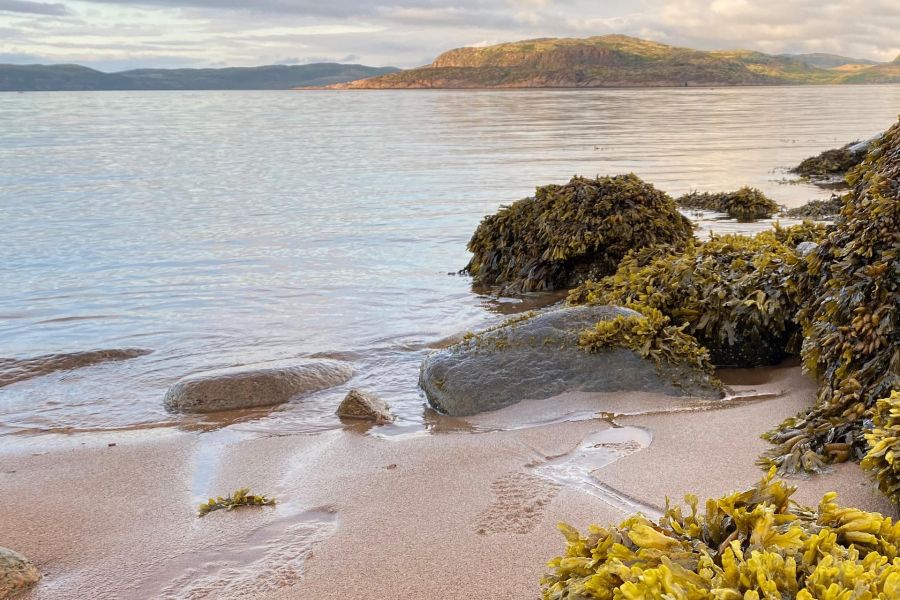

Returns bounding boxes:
[465,174,693,293]
[542,468,900,599]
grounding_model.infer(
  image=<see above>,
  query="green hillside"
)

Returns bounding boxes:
[333,35,899,89]
[0,63,399,91]
[780,52,878,68]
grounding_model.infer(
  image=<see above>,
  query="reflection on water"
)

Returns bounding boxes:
[1,86,899,436]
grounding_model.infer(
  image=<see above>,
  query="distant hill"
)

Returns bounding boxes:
[332,35,900,89]
[0,63,399,91]
[780,52,878,68]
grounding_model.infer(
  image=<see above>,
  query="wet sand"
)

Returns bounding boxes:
[2,365,894,599]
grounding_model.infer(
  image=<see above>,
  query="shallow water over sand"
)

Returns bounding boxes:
[2,86,899,436]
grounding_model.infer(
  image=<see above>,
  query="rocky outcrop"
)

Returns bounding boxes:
[791,136,879,183]
[164,360,353,413]
[419,305,723,417]
[0,547,40,599]
[336,389,394,423]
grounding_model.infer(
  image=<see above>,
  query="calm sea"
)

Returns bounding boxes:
[2,86,899,437]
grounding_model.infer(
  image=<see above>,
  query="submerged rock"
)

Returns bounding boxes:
[419,305,722,417]
[0,547,40,599]
[164,360,353,413]
[336,389,394,423]
[0,348,152,388]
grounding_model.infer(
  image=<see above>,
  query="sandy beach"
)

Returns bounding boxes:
[2,363,893,599]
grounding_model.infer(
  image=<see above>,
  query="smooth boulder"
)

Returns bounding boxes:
[0,547,40,599]
[420,305,722,417]
[164,360,353,413]
[336,389,394,423]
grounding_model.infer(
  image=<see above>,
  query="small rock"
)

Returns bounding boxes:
[0,547,40,599]
[796,241,819,257]
[336,389,394,423]
[164,360,353,413]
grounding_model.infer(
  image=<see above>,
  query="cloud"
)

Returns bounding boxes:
[0,0,68,15]
[0,0,897,68]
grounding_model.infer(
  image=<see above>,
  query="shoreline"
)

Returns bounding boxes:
[3,364,892,599]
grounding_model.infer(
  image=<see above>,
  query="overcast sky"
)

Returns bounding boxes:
[1,0,898,71]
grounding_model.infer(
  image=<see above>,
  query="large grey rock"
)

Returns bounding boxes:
[336,389,394,423]
[419,305,722,416]
[0,547,40,599]
[164,360,353,413]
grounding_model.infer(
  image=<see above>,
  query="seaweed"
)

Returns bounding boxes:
[570,227,817,367]
[761,117,900,476]
[542,468,900,599]
[197,488,276,517]
[677,187,780,221]
[862,391,900,503]
[782,196,844,220]
[791,142,865,181]
[464,174,693,293]
[768,220,830,246]
[578,304,717,379]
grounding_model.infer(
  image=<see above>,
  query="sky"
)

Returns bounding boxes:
[1,0,898,71]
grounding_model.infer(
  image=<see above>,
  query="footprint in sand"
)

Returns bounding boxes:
[145,509,337,600]
[474,472,560,535]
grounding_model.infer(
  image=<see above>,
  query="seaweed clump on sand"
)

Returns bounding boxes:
[569,225,827,367]
[198,488,276,517]
[464,174,693,293]
[677,187,780,221]
[541,469,900,600]
[791,142,865,182]
[762,118,899,477]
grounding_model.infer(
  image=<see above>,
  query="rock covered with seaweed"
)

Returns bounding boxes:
[568,224,829,367]
[677,186,780,221]
[542,468,900,599]
[791,137,875,183]
[762,117,899,478]
[464,174,693,293]
[782,196,844,220]
[419,304,722,416]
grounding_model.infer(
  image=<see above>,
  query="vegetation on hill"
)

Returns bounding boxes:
[780,52,878,68]
[335,35,900,89]
[0,63,399,91]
